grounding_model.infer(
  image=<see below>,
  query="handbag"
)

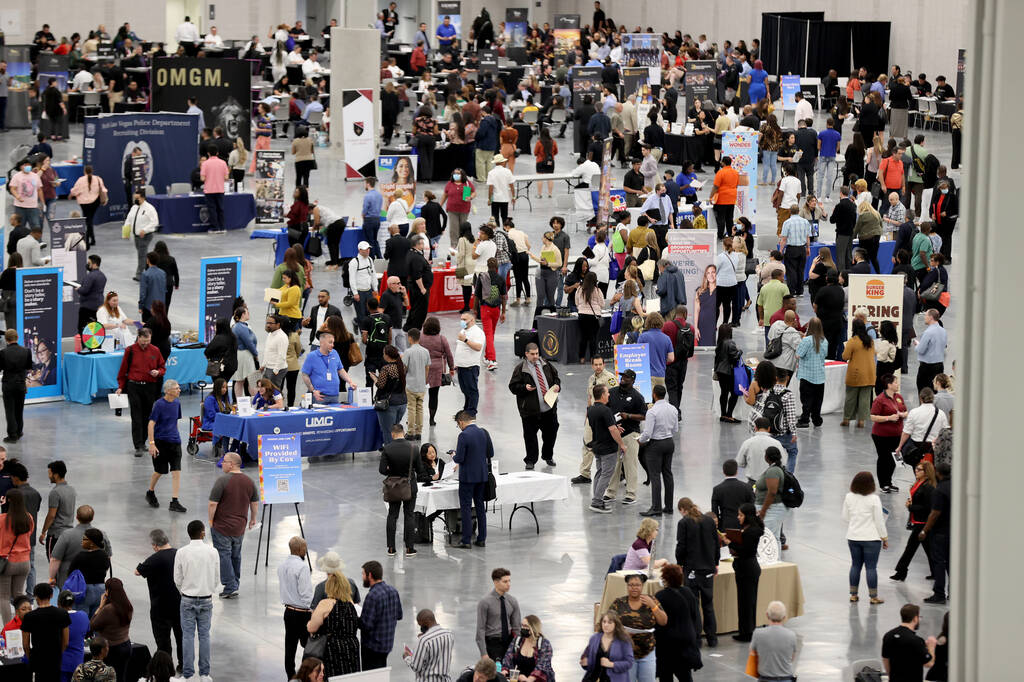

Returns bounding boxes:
[902,407,941,468]
[206,354,225,378]
[455,265,468,278]
[0,533,18,574]
[732,361,752,397]
[346,338,363,366]
[609,310,624,335]
[303,634,327,659]
[920,276,946,303]
[373,377,394,411]
[382,442,416,502]
[441,372,453,386]
[305,234,323,258]
[770,181,783,209]
[745,650,759,676]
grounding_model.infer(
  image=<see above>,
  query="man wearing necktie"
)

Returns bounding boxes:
[508,344,561,470]
[640,184,676,251]
[779,203,812,295]
[475,568,521,661]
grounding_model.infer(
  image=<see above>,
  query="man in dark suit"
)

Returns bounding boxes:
[301,289,342,346]
[508,343,561,470]
[384,223,412,285]
[829,185,858,272]
[452,411,494,549]
[794,118,819,195]
[212,126,234,161]
[710,459,754,530]
[0,329,34,443]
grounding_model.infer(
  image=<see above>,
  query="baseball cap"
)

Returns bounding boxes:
[619,369,636,379]
[357,241,371,250]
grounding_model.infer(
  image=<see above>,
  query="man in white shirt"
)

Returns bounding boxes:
[287,46,305,65]
[125,188,159,279]
[776,165,802,235]
[738,417,786,484]
[186,96,205,132]
[570,156,601,187]
[454,311,485,416]
[175,16,200,53]
[486,154,515,227]
[261,314,290,389]
[16,226,50,267]
[347,242,376,326]
[202,26,224,48]
[174,520,220,682]
[793,91,813,124]
[71,67,94,92]
[302,52,326,77]
[279,536,313,680]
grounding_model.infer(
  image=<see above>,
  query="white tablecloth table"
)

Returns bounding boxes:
[414,471,570,533]
[822,360,848,415]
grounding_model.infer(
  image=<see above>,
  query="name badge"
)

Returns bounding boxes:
[326,372,333,381]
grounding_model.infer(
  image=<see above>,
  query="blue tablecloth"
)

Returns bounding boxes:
[52,162,85,198]
[250,227,363,265]
[802,240,896,278]
[212,406,383,456]
[62,347,210,404]
[148,193,257,233]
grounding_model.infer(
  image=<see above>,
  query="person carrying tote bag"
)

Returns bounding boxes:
[380,439,424,556]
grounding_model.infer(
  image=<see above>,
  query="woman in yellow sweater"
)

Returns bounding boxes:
[842,318,877,428]
[273,269,303,332]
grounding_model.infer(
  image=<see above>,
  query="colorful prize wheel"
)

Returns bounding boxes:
[81,322,106,349]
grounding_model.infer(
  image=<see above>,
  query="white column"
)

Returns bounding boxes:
[954,0,1024,679]
[328,27,381,161]
[343,0,376,28]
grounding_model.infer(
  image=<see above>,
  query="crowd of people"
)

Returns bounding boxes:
[0,6,968,682]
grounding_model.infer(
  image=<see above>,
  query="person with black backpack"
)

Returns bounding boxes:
[359,297,392,384]
[661,305,695,418]
[753,447,787,556]
[743,361,799,472]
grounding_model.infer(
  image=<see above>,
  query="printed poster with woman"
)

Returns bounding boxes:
[665,230,718,346]
[376,155,417,211]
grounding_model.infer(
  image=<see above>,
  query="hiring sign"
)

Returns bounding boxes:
[847,274,905,341]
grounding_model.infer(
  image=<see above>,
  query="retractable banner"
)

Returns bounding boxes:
[48,218,87,337]
[684,60,717,113]
[504,8,528,47]
[664,230,717,347]
[620,34,662,67]
[571,66,603,109]
[781,74,801,109]
[151,56,251,148]
[253,150,286,223]
[17,267,63,401]
[199,256,242,344]
[553,15,580,57]
[341,90,376,180]
[721,131,759,231]
[82,112,199,222]
[847,274,905,341]
[614,344,652,402]
[376,155,417,209]
[437,1,462,44]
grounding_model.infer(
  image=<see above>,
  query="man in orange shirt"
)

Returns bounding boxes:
[711,156,739,239]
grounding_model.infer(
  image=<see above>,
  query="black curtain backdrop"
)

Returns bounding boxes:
[851,22,892,79]
[761,12,824,75]
[761,13,889,80]
[807,22,851,78]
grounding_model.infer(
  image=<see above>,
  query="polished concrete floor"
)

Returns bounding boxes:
[1,103,960,681]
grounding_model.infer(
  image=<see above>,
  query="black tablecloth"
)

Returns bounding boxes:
[663,133,714,169]
[534,314,614,364]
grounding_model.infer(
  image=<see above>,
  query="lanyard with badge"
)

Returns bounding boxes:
[319,351,334,383]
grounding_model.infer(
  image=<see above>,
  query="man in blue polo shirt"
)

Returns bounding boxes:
[637,313,675,391]
[436,16,457,52]
[816,119,842,200]
[299,331,354,404]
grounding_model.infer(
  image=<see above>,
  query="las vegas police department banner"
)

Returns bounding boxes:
[151,57,251,149]
[847,274,905,341]
[17,267,64,401]
[83,113,199,223]
[199,256,242,344]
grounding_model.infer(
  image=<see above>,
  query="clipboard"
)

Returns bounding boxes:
[725,528,743,545]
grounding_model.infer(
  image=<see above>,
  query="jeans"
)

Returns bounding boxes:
[14,206,42,230]
[591,452,617,506]
[760,150,778,184]
[643,438,674,510]
[554,271,566,306]
[815,157,839,198]
[211,528,244,593]
[205,192,225,231]
[387,495,416,550]
[773,433,798,472]
[377,403,407,443]
[630,650,657,682]
[181,595,213,678]
[848,539,882,592]
[458,482,487,544]
[457,366,480,415]
[26,546,35,604]
[763,505,787,553]
[497,262,512,284]
[362,216,383,258]
[76,583,105,619]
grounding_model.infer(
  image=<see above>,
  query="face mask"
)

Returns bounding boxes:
[520,627,531,638]
[21,165,31,173]
[940,189,948,195]
[453,173,462,181]
[459,320,468,329]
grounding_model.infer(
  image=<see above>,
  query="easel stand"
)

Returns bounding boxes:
[253,503,312,574]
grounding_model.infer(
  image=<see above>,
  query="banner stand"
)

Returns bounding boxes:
[17,266,65,403]
[254,432,309,574]
[199,256,242,344]
[253,503,310,574]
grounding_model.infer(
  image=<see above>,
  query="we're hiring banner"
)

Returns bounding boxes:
[151,57,251,148]
[199,256,242,344]
[847,274,905,342]
[17,267,64,401]
[82,113,199,222]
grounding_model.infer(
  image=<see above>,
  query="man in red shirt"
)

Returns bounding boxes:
[711,155,740,240]
[768,295,806,332]
[115,328,166,456]
[199,143,230,233]
[409,42,427,75]
[660,304,695,418]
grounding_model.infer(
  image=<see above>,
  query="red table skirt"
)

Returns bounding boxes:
[378,267,512,314]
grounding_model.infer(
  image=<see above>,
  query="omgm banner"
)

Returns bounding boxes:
[17,267,63,401]
[376,155,417,211]
[48,218,87,337]
[82,113,199,223]
[342,89,376,179]
[199,256,242,344]
[151,57,251,147]
[665,230,717,346]
[258,433,305,504]
[620,34,661,67]
[721,131,759,230]
[253,150,286,223]
[553,14,581,56]
[437,1,462,43]
[847,274,905,342]
[614,344,652,402]
[504,8,528,48]
[571,66,603,109]
[684,61,717,113]
[781,74,801,109]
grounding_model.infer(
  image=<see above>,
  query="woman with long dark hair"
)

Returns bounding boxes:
[90,577,134,680]
[202,377,233,457]
[145,300,172,361]
[230,305,259,399]
[730,503,764,641]
[152,241,179,310]
[713,323,742,422]
[795,317,828,427]
[842,318,876,427]
[581,612,635,682]
[651,564,702,681]
[286,186,311,247]
[758,114,783,185]
[0,488,32,624]
[576,271,605,364]
[372,345,408,443]
[272,270,303,333]
[532,125,558,197]
[205,318,239,383]
[563,256,589,313]
[844,131,867,185]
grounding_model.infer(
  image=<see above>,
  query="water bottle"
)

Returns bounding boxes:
[74,334,82,353]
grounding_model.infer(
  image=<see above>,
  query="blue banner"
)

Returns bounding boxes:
[199,256,242,344]
[614,344,652,402]
[504,8,528,47]
[781,75,801,110]
[17,267,64,401]
[258,433,304,504]
[82,112,200,223]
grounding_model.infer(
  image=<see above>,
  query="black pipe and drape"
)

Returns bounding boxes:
[761,12,890,80]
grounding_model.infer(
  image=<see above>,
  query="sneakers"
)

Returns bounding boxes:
[524,463,535,470]
[218,590,238,599]
[387,547,397,557]
[795,420,810,428]
[405,548,417,557]
[146,490,159,508]
[168,499,188,513]
[882,485,900,493]
[621,497,637,506]
[589,503,612,514]
[570,476,592,485]
[486,360,498,371]
[923,594,947,604]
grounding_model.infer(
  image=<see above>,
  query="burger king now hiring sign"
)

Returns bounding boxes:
[847,274,905,340]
